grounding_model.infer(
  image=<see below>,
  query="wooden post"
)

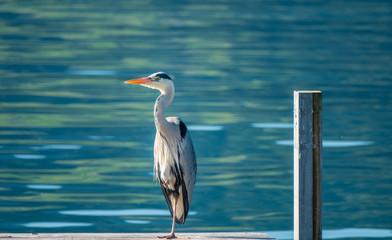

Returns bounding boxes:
[294,91,322,240]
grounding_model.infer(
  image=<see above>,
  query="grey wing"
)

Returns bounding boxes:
[177,120,197,206]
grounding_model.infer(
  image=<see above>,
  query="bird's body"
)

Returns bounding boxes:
[154,116,196,224]
[125,72,196,239]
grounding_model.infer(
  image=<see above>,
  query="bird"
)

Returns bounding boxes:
[124,72,197,239]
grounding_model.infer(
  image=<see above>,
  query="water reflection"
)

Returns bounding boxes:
[66,70,120,76]
[30,145,82,150]
[64,70,135,76]
[251,123,293,129]
[14,154,46,159]
[275,140,374,147]
[266,228,392,240]
[60,209,170,217]
[125,220,152,224]
[60,209,196,217]
[188,125,224,131]
[26,184,62,190]
[22,222,93,228]
[88,136,115,140]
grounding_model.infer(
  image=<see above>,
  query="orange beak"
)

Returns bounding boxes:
[124,77,150,84]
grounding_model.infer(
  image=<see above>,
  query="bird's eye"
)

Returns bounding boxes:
[155,76,161,81]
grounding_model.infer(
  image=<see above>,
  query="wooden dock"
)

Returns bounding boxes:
[0,232,274,240]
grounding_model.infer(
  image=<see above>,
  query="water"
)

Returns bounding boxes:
[1,0,391,239]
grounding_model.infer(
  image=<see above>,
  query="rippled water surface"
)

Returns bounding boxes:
[1,1,392,239]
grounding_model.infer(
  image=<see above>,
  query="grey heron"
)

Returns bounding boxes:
[125,72,197,239]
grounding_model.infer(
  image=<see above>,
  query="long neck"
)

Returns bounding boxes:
[154,86,174,133]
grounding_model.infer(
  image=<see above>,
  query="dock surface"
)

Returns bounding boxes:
[0,232,274,240]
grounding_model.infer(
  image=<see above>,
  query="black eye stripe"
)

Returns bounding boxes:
[156,73,172,80]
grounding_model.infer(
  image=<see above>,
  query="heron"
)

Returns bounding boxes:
[125,72,197,239]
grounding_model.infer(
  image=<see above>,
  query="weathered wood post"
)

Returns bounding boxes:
[294,91,322,240]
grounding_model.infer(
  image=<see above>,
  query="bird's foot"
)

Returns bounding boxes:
[158,233,189,239]
[158,233,174,239]
[162,179,170,188]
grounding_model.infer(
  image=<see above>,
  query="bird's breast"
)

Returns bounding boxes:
[154,135,178,191]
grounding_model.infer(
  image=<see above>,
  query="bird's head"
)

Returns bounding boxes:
[124,72,174,94]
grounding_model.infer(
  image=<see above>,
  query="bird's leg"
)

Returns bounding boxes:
[158,196,177,239]
[158,196,187,239]
[168,198,177,239]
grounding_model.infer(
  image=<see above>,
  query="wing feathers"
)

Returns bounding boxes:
[154,117,196,225]
[158,165,189,224]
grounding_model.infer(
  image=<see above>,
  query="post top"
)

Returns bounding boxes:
[294,90,322,94]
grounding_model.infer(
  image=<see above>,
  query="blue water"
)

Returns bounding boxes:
[1,0,392,239]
